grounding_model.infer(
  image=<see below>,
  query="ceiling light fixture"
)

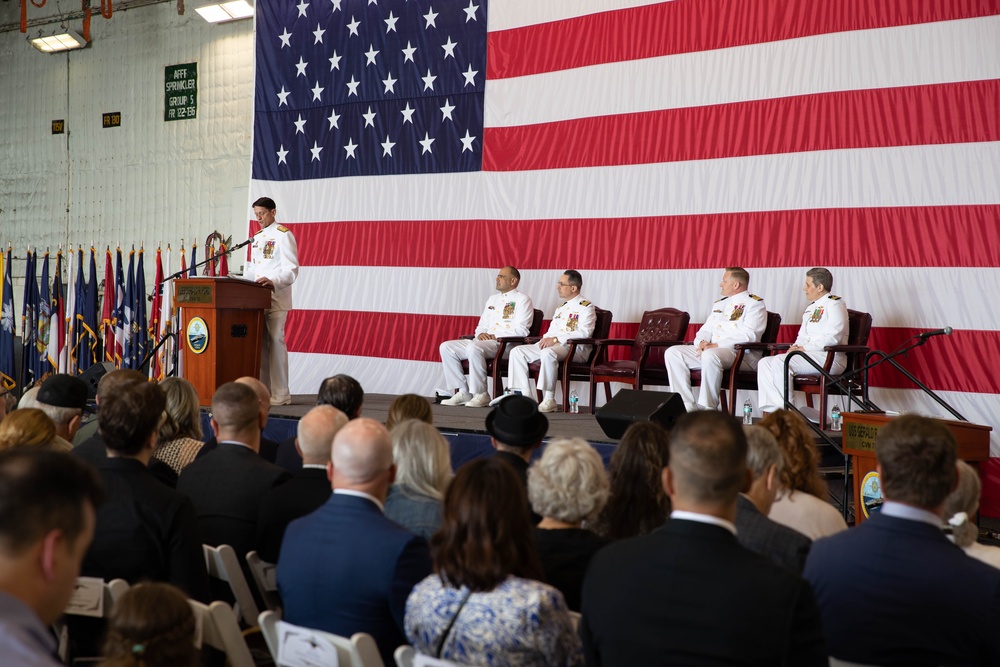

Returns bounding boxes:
[30,29,87,53]
[195,0,254,23]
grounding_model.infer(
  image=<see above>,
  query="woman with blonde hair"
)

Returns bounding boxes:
[759,409,846,539]
[528,437,609,611]
[99,582,198,667]
[944,460,1000,570]
[385,419,452,539]
[152,377,203,474]
[0,408,57,449]
[386,393,433,431]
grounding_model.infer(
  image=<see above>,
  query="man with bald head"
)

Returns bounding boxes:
[255,405,348,562]
[194,376,281,462]
[177,382,290,560]
[581,411,826,666]
[278,418,432,666]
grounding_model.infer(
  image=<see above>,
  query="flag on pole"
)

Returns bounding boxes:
[218,243,229,277]
[133,248,148,373]
[206,244,216,277]
[47,250,66,373]
[123,248,136,370]
[157,245,174,379]
[101,248,115,363]
[76,247,99,372]
[20,249,37,390]
[149,247,164,379]
[71,247,87,372]
[36,251,51,380]
[0,248,16,391]
[65,246,77,374]
[188,245,197,278]
[179,243,187,280]
[113,247,126,367]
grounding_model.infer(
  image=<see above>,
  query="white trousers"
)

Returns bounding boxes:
[439,338,500,395]
[757,352,846,410]
[665,345,758,410]
[261,310,289,401]
[508,343,588,395]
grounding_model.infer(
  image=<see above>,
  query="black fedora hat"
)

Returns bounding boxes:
[37,374,93,413]
[485,395,548,447]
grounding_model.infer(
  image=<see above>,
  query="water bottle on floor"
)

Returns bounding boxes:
[743,398,753,425]
[569,390,580,414]
[830,406,842,431]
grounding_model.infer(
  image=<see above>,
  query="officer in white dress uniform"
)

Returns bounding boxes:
[756,267,848,413]
[665,267,767,412]
[440,267,535,408]
[243,197,299,406]
[507,270,596,413]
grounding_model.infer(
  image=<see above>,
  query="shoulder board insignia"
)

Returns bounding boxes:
[580,300,591,306]
[276,224,290,232]
[749,294,763,301]
[714,297,726,303]
[829,295,841,300]
[253,228,264,236]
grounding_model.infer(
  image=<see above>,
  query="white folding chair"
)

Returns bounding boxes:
[394,645,415,667]
[258,610,384,667]
[413,654,464,667]
[189,599,255,667]
[567,610,581,632]
[57,578,131,663]
[203,543,260,626]
[245,549,282,613]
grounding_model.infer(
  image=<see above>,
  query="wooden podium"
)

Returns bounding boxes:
[174,278,272,406]
[842,412,992,523]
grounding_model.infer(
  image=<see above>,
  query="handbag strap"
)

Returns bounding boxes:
[435,588,473,658]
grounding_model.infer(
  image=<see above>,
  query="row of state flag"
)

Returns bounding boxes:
[0,240,231,393]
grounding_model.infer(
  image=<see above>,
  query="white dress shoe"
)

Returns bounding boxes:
[441,392,472,406]
[464,393,492,408]
[538,398,559,413]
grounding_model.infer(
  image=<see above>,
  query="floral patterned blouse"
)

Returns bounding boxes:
[405,575,583,667]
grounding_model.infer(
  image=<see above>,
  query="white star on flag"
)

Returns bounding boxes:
[440,98,455,121]
[313,24,326,44]
[365,45,379,65]
[343,138,358,159]
[423,7,437,28]
[419,132,434,154]
[422,69,437,91]
[346,76,360,96]
[463,1,478,22]
[295,57,308,77]
[384,11,398,33]
[310,141,323,161]
[363,106,377,127]
[311,81,325,100]
[327,109,341,129]
[460,130,476,152]
[462,64,478,87]
[276,145,288,164]
[329,50,341,70]
[276,86,290,106]
[347,16,360,36]
[402,41,416,62]
[381,135,396,156]
[279,28,292,47]
[400,103,415,124]
[296,0,308,17]
[383,72,397,94]
[294,114,307,134]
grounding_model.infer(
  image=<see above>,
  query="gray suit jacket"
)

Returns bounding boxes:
[735,494,811,574]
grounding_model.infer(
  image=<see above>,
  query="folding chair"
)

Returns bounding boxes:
[203,543,260,626]
[258,610,384,667]
[246,549,282,613]
[189,599,255,667]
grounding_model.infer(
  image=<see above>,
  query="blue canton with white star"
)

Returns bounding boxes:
[252,0,487,180]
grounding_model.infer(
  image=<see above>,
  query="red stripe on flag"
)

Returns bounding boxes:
[487,0,1000,79]
[294,205,1000,269]
[483,80,1000,171]
[288,312,1000,395]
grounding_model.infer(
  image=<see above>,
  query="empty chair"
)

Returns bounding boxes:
[246,550,282,614]
[189,599,255,667]
[259,610,385,667]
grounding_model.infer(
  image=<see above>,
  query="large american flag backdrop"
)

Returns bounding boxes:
[251,1,1000,506]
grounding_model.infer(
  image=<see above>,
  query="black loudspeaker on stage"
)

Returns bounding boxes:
[80,361,116,400]
[595,389,687,440]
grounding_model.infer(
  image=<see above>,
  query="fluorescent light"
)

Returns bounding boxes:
[30,29,86,53]
[195,0,253,23]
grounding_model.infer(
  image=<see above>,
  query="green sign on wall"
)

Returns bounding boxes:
[165,63,197,121]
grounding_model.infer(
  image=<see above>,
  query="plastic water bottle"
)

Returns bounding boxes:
[743,398,753,425]
[569,390,580,414]
[830,406,842,432]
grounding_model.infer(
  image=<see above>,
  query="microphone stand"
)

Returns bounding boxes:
[162,237,253,282]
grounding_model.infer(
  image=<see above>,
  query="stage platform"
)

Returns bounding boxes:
[268,393,618,444]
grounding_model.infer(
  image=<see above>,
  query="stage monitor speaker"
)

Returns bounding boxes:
[80,361,116,400]
[595,389,686,440]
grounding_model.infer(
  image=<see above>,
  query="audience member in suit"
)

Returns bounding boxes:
[152,377,205,475]
[30,374,92,452]
[0,449,103,667]
[484,395,546,518]
[194,376,280,463]
[72,369,178,487]
[74,380,211,658]
[735,425,811,574]
[805,415,1000,666]
[759,409,847,540]
[528,437,609,612]
[274,373,365,472]
[581,410,827,666]
[255,405,348,563]
[384,419,451,540]
[0,408,57,449]
[944,460,1000,570]
[278,418,431,666]
[590,421,671,541]
[406,457,583,666]
[177,381,290,560]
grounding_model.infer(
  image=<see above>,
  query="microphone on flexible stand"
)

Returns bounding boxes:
[917,327,953,340]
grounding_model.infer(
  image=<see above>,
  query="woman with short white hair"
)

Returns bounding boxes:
[385,419,452,539]
[528,437,609,611]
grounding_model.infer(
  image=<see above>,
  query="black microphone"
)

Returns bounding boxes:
[222,237,254,254]
[917,327,953,340]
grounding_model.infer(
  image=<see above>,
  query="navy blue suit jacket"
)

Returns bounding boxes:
[277,493,432,666]
[804,512,1000,666]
